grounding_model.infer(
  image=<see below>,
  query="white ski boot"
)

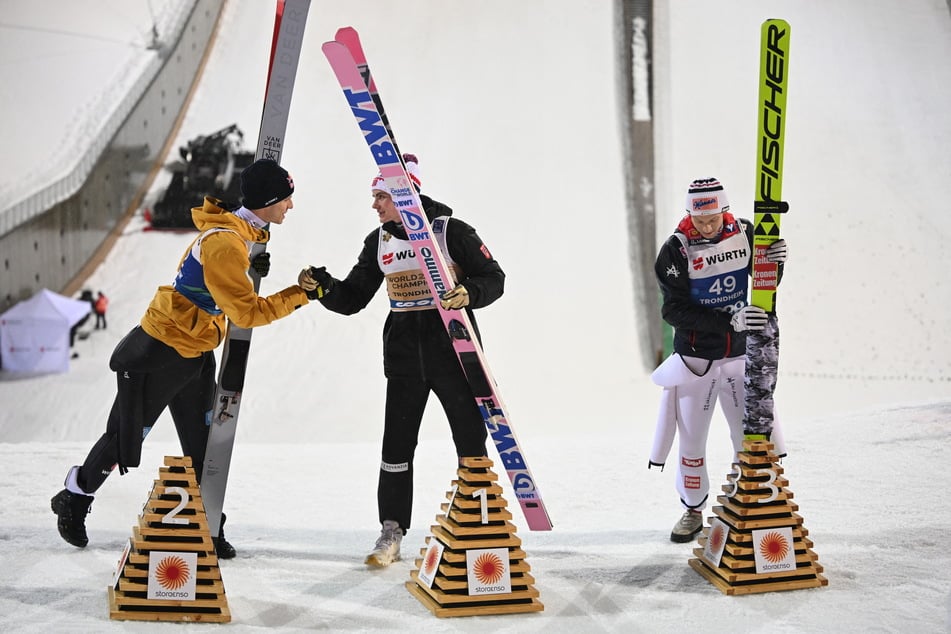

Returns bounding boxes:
[365,520,402,567]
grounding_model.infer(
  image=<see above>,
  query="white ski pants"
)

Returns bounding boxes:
[671,356,745,510]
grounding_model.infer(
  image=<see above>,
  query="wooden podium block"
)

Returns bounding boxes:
[108,456,230,622]
[689,440,829,595]
[406,456,543,618]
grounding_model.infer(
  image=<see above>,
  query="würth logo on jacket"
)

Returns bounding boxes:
[704,248,749,266]
[383,250,415,265]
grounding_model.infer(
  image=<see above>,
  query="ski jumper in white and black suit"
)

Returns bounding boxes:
[651,212,785,512]
[317,195,504,531]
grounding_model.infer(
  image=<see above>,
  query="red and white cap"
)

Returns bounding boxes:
[685,177,730,216]
[371,154,422,194]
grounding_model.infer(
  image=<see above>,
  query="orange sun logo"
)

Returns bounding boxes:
[155,555,190,590]
[759,531,790,563]
[423,544,440,575]
[709,524,725,549]
[473,552,505,585]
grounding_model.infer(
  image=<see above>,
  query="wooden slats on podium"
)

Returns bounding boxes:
[406,456,543,617]
[108,456,230,622]
[689,440,828,595]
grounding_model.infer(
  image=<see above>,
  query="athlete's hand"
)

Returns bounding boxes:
[250,252,270,277]
[440,284,469,310]
[302,266,335,300]
[765,239,788,263]
[730,305,768,332]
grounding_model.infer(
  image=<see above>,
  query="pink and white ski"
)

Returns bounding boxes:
[323,34,552,531]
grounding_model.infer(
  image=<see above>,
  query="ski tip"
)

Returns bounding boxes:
[335,26,356,38]
[762,18,791,31]
[321,40,346,56]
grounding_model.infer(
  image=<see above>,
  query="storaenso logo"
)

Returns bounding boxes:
[759,23,787,201]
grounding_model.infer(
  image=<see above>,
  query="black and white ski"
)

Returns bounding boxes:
[323,33,552,531]
[202,0,311,536]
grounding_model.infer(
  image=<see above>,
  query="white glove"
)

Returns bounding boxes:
[440,284,469,310]
[765,238,788,263]
[730,305,768,332]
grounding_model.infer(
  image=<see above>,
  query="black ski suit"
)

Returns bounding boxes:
[317,195,504,530]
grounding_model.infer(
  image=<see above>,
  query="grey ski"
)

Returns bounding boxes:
[202,0,311,536]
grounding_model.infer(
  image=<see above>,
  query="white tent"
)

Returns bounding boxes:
[0,289,91,374]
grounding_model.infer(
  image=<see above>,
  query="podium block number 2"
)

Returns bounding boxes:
[162,486,190,525]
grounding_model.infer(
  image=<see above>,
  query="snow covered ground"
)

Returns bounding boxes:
[1,1,950,631]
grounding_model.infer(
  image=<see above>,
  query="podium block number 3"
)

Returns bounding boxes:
[725,465,780,503]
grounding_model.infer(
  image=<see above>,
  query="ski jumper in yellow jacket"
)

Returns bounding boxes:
[73,197,309,492]
[142,198,309,357]
[53,157,308,558]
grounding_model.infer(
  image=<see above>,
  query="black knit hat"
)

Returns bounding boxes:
[240,159,294,210]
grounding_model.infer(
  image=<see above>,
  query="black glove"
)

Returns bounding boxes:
[250,252,270,277]
[303,266,335,300]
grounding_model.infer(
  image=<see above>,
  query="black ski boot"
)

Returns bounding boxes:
[51,489,94,547]
[212,512,236,559]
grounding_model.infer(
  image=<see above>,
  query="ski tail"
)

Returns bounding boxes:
[322,36,552,530]
[334,27,376,91]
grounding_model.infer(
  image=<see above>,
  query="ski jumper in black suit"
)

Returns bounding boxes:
[317,194,504,531]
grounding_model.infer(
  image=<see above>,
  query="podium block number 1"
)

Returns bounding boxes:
[473,488,488,524]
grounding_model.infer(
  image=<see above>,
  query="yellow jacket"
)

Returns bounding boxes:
[141,197,309,358]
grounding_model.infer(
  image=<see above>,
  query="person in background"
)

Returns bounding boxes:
[69,290,95,358]
[304,154,504,567]
[94,291,108,330]
[649,177,788,543]
[51,159,320,559]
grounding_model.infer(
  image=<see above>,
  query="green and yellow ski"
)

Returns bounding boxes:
[745,18,790,437]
